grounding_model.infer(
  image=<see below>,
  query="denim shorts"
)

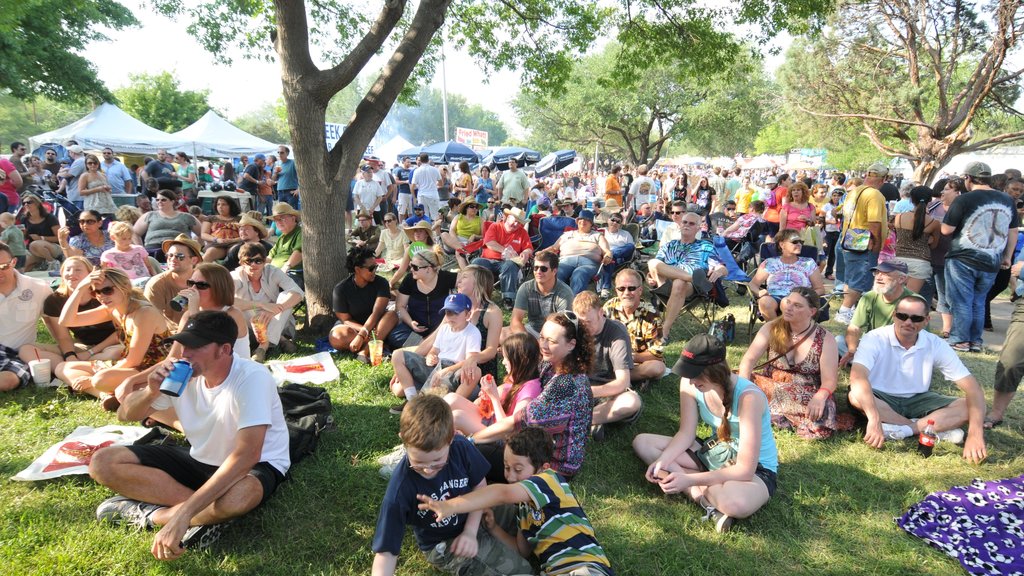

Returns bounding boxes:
[844,250,879,293]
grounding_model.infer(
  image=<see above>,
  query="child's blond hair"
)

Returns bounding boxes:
[108,221,133,241]
[0,213,14,227]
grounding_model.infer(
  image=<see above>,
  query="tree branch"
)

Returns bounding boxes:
[795,104,933,129]
[316,0,408,100]
[960,130,1024,152]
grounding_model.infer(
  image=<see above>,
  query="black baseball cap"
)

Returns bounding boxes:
[672,334,727,379]
[165,311,238,348]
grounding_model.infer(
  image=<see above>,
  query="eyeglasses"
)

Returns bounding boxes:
[410,263,433,272]
[242,257,265,265]
[167,253,188,261]
[78,218,98,225]
[408,451,450,474]
[91,285,116,296]
[383,218,396,223]
[0,260,14,271]
[533,265,551,273]
[894,311,927,323]
[616,285,640,292]
[186,280,212,290]
[670,210,685,215]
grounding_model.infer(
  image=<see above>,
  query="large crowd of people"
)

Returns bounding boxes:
[1,141,1022,573]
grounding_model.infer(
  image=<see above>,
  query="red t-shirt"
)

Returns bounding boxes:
[0,158,20,207]
[480,222,532,260]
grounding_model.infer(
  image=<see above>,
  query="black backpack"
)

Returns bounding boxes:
[278,383,334,466]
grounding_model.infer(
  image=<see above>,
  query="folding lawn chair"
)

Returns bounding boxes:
[745,241,830,336]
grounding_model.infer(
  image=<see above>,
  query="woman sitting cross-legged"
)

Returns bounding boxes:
[633,333,779,533]
[233,242,305,362]
[738,286,853,440]
[747,228,825,321]
[56,268,171,404]
[328,245,395,361]
[19,256,123,374]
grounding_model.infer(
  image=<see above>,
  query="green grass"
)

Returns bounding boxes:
[1,306,1021,575]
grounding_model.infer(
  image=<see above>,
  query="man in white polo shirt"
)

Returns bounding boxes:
[847,294,987,464]
[0,242,51,391]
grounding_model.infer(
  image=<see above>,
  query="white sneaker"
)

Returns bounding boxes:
[835,308,855,325]
[936,428,965,445]
[378,444,407,479]
[881,423,914,440]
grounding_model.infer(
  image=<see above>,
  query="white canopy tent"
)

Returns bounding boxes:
[171,111,278,158]
[373,135,415,167]
[28,102,185,154]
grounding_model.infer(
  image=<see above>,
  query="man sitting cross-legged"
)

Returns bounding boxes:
[847,295,987,464]
[602,268,667,390]
[89,311,290,560]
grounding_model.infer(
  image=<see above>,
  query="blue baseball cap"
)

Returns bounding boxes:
[577,209,595,222]
[441,293,472,314]
[253,153,267,161]
[414,204,425,211]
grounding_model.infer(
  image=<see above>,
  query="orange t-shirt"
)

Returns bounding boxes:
[604,174,623,205]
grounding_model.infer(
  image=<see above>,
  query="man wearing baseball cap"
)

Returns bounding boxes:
[942,160,1020,352]
[389,293,481,413]
[239,154,266,198]
[834,163,890,325]
[90,311,290,558]
[837,260,916,367]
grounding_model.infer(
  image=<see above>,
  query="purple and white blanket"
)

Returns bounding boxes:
[897,475,1024,575]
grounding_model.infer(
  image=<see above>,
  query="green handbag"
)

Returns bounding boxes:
[696,438,738,471]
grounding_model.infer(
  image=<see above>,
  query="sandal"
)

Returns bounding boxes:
[984,418,1003,430]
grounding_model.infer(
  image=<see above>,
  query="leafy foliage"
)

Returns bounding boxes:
[233,100,291,144]
[113,72,214,133]
[381,87,509,146]
[0,0,137,102]
[0,94,92,147]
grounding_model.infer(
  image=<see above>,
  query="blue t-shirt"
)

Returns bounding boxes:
[476,177,495,205]
[276,159,298,190]
[694,377,778,473]
[404,213,433,227]
[372,436,489,553]
[393,167,412,195]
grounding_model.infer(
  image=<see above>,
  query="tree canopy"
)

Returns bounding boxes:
[779,0,1024,183]
[383,87,509,147]
[113,72,214,133]
[0,95,92,148]
[0,0,136,103]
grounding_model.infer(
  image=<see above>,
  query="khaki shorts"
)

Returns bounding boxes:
[872,389,956,419]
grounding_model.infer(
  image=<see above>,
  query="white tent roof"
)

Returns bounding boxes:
[171,111,278,158]
[29,102,185,154]
[374,135,415,167]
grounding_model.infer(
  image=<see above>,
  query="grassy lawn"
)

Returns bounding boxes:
[0,304,1021,576]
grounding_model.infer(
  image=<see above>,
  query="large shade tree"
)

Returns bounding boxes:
[114,72,215,133]
[780,0,1024,184]
[154,0,831,329]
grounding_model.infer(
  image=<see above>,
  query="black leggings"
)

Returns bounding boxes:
[985,267,1012,328]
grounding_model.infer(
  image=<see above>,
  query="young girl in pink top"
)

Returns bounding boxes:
[100,221,157,280]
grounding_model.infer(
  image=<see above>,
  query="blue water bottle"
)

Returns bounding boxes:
[159,360,193,397]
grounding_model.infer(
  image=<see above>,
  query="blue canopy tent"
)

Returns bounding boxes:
[483,146,542,170]
[419,140,480,164]
[396,146,422,162]
[532,149,577,177]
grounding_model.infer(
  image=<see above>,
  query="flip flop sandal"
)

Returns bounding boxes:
[984,418,1003,430]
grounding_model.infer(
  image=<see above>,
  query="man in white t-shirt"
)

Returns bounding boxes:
[626,164,658,213]
[848,295,987,464]
[353,165,385,222]
[90,311,291,558]
[0,243,51,391]
[410,153,442,220]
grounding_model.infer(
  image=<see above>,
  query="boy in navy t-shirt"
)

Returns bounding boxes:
[371,395,532,576]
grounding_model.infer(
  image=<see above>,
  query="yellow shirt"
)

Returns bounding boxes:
[841,186,888,249]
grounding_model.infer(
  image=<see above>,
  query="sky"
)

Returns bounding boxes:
[87,1,791,142]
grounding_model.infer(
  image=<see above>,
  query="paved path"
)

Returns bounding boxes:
[935,294,1016,355]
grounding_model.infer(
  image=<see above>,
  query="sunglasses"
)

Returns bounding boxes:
[167,253,188,261]
[78,218,98,225]
[610,218,622,224]
[383,218,396,223]
[670,210,685,215]
[894,311,927,323]
[242,257,265,265]
[616,285,640,292]
[410,263,433,271]
[186,280,212,290]
[360,263,379,272]
[86,162,99,166]
[560,310,579,330]
[533,265,551,273]
[0,260,14,271]
[787,238,805,245]
[91,285,116,296]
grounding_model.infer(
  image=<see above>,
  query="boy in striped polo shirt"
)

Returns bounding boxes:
[418,427,614,575]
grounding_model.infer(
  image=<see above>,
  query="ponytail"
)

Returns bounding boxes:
[704,362,735,442]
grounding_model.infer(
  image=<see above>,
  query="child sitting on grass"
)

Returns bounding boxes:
[418,427,615,575]
[101,221,156,280]
[0,213,27,270]
[389,293,481,414]
[371,394,534,576]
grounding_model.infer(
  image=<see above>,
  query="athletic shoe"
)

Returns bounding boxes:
[951,342,971,353]
[181,521,233,550]
[881,423,914,440]
[690,269,713,295]
[709,509,734,533]
[936,428,965,445]
[389,401,407,415]
[590,424,607,442]
[378,444,408,478]
[95,496,163,529]
[834,308,854,325]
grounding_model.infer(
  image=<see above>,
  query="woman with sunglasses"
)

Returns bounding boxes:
[56,268,171,402]
[18,193,61,272]
[778,182,819,250]
[469,312,595,479]
[633,334,778,533]
[132,189,202,261]
[748,228,825,321]
[77,154,118,218]
[19,256,121,370]
[58,209,114,267]
[739,286,851,440]
[172,262,251,358]
[389,220,441,290]
[328,245,395,360]
[200,195,243,262]
[374,212,409,272]
[390,250,457,349]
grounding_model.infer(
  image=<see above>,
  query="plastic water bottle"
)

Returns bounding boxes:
[917,419,937,457]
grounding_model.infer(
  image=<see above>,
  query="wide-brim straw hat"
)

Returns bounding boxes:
[237,215,269,239]
[503,207,528,225]
[457,199,479,215]
[404,220,435,243]
[161,234,203,258]
[270,202,301,220]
